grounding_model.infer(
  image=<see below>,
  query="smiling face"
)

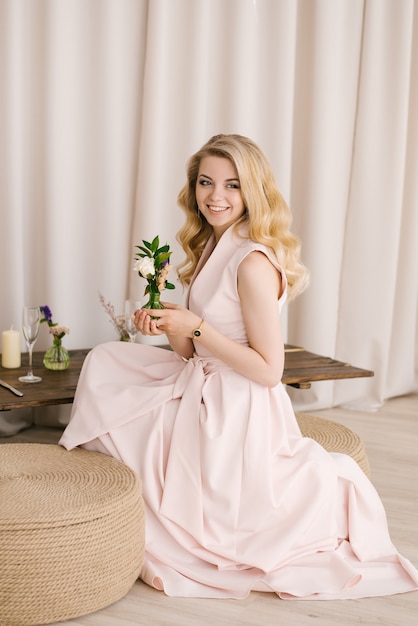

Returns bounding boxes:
[195,156,246,241]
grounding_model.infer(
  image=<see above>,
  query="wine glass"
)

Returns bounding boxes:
[124,300,140,343]
[19,306,42,383]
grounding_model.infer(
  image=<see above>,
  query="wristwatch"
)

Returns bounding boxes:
[192,318,204,338]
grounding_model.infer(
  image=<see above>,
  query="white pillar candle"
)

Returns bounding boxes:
[1,328,21,369]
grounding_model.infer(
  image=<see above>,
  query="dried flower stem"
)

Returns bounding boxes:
[98,291,129,340]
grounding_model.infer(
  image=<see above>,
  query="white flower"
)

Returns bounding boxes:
[134,257,155,278]
[49,325,70,336]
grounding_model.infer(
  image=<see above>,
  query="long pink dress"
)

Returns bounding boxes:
[59,225,418,599]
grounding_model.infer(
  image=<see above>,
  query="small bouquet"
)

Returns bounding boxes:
[40,306,70,345]
[133,235,175,311]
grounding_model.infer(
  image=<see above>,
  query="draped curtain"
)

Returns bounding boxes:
[0,0,417,413]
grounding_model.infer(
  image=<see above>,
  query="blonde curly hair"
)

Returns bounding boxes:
[176,134,309,300]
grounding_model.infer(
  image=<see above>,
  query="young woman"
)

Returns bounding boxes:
[60,134,418,599]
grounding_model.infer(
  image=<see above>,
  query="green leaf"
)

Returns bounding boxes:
[165,282,175,290]
[142,240,153,251]
[155,252,171,266]
[136,246,152,257]
[156,244,170,255]
[150,235,159,252]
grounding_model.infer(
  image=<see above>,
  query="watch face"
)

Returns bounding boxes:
[193,329,202,337]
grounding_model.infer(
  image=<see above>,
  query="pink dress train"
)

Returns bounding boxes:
[59,225,418,599]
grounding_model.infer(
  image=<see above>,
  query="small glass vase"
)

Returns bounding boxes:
[43,339,71,371]
[143,291,164,319]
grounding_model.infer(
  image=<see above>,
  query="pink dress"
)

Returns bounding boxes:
[59,225,418,599]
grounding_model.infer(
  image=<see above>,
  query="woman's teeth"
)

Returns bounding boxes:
[209,206,228,212]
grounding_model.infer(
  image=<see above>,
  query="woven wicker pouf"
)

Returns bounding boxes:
[296,412,370,477]
[0,444,145,626]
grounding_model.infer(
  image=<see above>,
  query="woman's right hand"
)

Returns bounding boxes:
[134,302,201,338]
[134,308,163,337]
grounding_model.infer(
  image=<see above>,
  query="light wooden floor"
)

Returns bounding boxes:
[2,393,418,626]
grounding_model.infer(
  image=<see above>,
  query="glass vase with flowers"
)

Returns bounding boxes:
[40,306,71,370]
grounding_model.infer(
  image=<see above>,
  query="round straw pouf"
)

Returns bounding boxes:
[296,413,370,477]
[0,444,145,626]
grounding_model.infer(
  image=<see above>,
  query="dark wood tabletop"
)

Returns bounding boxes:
[282,345,374,388]
[0,345,373,411]
[0,349,87,411]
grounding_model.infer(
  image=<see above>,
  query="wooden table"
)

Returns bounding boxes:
[0,349,87,411]
[0,346,373,411]
[282,345,374,388]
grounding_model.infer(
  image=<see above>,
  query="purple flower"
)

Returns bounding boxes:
[39,304,70,339]
[40,305,53,324]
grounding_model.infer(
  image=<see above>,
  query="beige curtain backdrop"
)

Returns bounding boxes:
[0,0,417,415]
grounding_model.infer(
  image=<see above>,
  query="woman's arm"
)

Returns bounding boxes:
[135,251,285,386]
[165,331,195,360]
